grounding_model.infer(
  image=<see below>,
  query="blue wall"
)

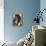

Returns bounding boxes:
[4,0,40,42]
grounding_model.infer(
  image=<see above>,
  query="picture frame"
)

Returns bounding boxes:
[12,12,23,26]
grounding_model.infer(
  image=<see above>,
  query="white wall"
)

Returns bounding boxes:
[0,0,4,42]
[40,0,46,26]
